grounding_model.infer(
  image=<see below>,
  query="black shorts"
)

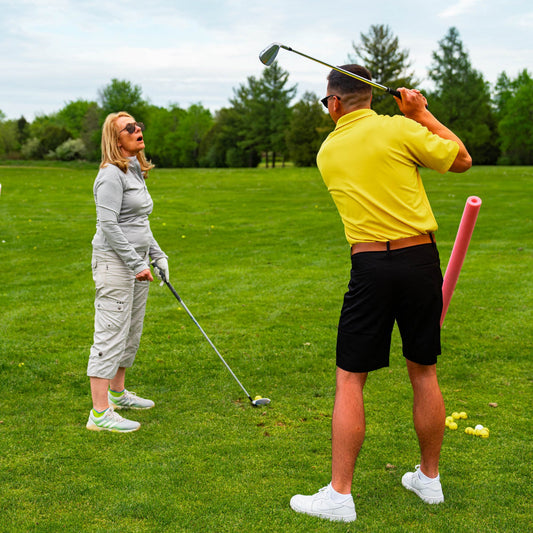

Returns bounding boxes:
[336,244,443,373]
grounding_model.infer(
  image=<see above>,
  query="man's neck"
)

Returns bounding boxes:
[335,104,372,123]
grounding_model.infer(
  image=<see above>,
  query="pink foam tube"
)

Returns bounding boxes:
[440,196,482,326]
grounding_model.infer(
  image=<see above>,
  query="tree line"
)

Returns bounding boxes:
[1,26,531,167]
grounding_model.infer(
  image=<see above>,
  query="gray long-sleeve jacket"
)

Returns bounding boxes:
[91,156,167,275]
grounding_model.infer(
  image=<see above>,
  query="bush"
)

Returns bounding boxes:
[53,138,87,161]
[20,137,41,159]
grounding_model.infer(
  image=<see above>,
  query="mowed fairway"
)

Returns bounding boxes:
[0,163,531,532]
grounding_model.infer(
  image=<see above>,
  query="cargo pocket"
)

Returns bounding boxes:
[95,296,126,331]
[92,259,107,287]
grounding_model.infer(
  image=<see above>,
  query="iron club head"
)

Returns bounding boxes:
[251,397,271,406]
[259,43,282,65]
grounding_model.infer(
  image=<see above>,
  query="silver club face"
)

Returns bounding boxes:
[252,398,271,406]
[259,43,281,65]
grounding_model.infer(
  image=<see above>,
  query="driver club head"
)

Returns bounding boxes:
[259,43,281,66]
[251,397,271,406]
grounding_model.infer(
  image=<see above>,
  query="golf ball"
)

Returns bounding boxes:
[448,422,458,430]
[452,412,461,419]
[254,395,262,400]
[459,412,468,419]
[465,427,474,435]
[475,424,484,430]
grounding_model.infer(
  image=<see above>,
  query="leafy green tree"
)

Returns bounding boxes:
[22,115,71,159]
[198,108,233,167]
[229,75,265,166]
[260,62,297,166]
[16,116,30,145]
[143,104,187,167]
[53,100,102,161]
[493,72,514,121]
[80,103,102,161]
[231,62,296,167]
[56,100,98,137]
[286,92,333,166]
[428,27,498,164]
[143,103,212,167]
[0,119,21,159]
[0,111,25,159]
[349,24,418,116]
[174,104,213,167]
[98,79,147,122]
[199,107,260,168]
[497,70,533,165]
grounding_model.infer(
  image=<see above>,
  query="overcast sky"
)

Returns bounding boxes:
[1,0,532,121]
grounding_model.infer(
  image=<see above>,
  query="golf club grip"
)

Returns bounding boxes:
[151,261,176,295]
[388,88,401,98]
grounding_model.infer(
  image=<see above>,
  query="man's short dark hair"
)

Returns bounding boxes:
[327,65,373,97]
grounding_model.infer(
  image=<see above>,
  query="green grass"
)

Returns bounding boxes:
[0,163,531,532]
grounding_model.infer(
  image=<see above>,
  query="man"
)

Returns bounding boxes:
[289,65,472,523]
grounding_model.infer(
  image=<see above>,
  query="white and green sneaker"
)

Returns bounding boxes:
[86,408,140,433]
[108,389,155,410]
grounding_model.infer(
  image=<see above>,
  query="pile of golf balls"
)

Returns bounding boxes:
[445,411,490,438]
[465,424,490,438]
[445,411,467,430]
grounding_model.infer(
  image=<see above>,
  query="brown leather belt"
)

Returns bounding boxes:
[351,234,434,255]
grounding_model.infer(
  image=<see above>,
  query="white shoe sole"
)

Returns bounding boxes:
[109,403,154,410]
[290,499,356,522]
[402,477,444,504]
[86,421,140,433]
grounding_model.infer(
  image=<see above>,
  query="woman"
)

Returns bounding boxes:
[86,111,169,433]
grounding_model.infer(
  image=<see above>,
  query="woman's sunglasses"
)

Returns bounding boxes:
[119,121,145,135]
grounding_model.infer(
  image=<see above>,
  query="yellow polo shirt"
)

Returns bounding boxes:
[317,109,459,244]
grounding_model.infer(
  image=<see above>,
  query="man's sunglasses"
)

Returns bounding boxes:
[119,121,145,135]
[320,95,340,109]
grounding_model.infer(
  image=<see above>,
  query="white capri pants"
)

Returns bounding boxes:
[87,250,150,379]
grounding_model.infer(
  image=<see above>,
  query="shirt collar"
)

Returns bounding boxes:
[335,108,376,130]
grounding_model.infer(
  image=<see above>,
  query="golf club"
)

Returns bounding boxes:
[259,42,401,98]
[152,262,271,407]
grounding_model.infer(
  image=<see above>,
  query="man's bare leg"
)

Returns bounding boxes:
[331,368,368,494]
[406,360,445,477]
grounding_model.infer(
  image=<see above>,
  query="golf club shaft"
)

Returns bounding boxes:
[264,43,401,98]
[154,266,253,401]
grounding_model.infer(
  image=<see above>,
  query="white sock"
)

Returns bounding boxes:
[329,483,353,503]
[418,469,440,484]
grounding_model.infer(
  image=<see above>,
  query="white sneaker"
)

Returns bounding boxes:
[108,389,155,410]
[86,408,140,433]
[402,465,444,504]
[290,484,356,522]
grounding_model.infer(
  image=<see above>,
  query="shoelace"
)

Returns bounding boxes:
[122,390,138,404]
[105,408,124,422]
[317,486,331,497]
[92,409,123,427]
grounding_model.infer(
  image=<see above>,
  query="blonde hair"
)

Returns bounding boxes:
[100,111,154,176]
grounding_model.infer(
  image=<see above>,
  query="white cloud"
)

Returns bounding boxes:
[439,0,482,18]
[509,11,533,28]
